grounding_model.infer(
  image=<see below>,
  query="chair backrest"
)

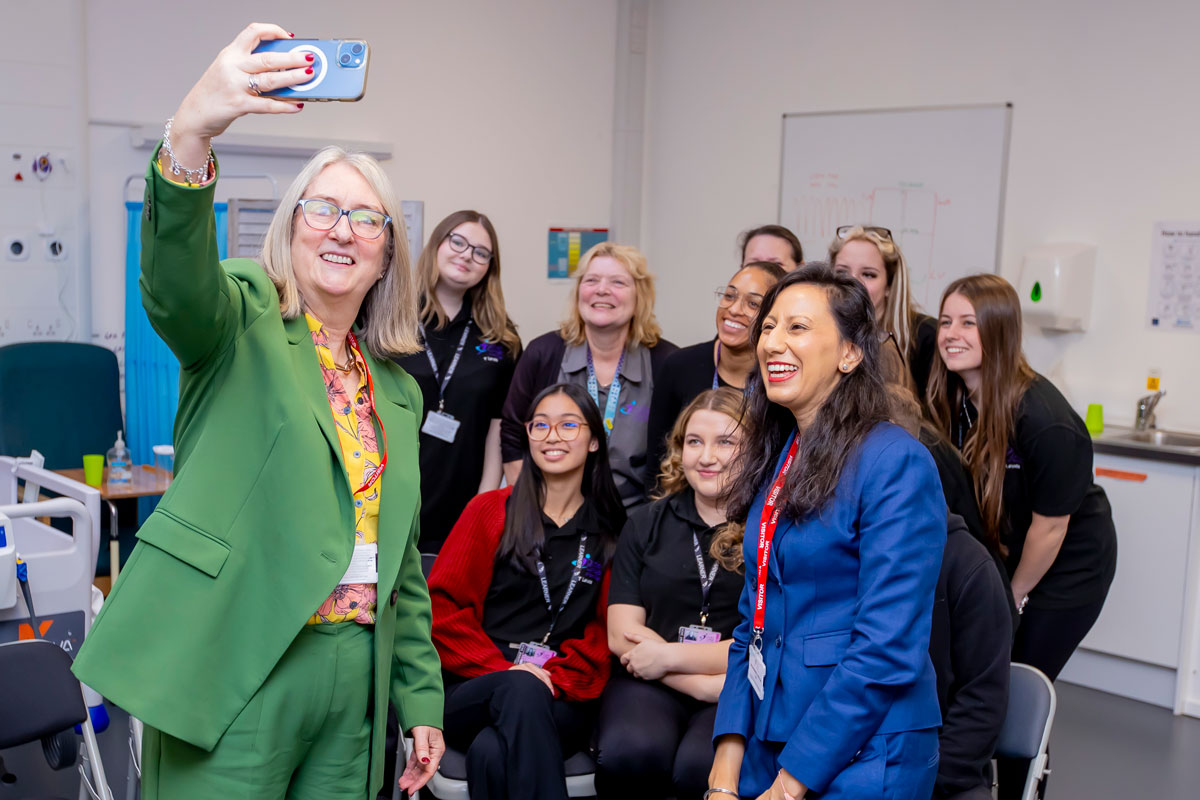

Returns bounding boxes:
[0,639,88,748]
[0,342,124,470]
[995,662,1056,761]
[421,553,437,580]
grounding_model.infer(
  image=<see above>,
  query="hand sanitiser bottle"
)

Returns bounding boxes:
[106,431,131,487]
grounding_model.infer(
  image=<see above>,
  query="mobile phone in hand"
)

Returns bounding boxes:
[251,39,370,102]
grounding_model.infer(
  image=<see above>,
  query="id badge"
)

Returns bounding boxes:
[748,641,766,700]
[515,642,556,668]
[421,410,460,443]
[338,542,378,585]
[678,625,722,644]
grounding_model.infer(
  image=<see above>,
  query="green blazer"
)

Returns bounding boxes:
[72,160,443,794]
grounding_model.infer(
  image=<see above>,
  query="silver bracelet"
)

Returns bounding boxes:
[162,117,214,185]
[704,790,739,800]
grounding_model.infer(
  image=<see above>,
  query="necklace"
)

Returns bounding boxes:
[331,351,357,375]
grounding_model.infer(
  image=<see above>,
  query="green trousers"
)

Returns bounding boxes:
[141,622,375,800]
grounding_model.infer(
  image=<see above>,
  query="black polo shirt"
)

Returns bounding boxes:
[953,374,1117,609]
[482,498,609,657]
[395,303,516,552]
[644,339,740,490]
[608,489,743,641]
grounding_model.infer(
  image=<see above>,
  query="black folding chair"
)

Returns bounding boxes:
[995,662,1056,800]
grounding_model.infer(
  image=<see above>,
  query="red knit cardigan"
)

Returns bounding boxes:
[428,487,613,702]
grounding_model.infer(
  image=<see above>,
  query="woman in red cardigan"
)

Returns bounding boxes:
[429,382,626,800]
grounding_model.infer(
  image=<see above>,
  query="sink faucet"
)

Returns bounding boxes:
[1135,390,1166,431]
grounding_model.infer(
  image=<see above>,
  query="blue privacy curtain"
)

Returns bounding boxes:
[123,201,228,468]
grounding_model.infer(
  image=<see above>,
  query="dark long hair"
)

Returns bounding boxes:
[497,383,625,572]
[721,263,891,524]
[739,224,804,265]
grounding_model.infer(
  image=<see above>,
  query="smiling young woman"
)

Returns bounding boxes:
[428,383,626,800]
[395,210,521,553]
[595,388,748,800]
[643,261,784,492]
[500,243,677,507]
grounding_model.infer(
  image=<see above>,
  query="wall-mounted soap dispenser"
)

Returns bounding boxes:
[1018,243,1097,332]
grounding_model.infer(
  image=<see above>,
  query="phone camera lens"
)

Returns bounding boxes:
[340,53,351,65]
[351,43,363,55]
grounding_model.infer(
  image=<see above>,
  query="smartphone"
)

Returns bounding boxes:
[251,39,370,102]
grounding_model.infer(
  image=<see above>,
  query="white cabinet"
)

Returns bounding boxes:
[1058,450,1200,713]
[1086,454,1197,667]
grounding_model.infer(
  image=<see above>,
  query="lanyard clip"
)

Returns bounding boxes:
[541,632,550,646]
[699,611,709,626]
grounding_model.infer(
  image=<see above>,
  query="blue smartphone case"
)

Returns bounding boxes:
[251,39,369,102]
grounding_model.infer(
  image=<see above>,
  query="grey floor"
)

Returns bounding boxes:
[3,681,1199,799]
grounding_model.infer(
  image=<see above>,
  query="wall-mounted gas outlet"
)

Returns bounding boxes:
[4,237,30,261]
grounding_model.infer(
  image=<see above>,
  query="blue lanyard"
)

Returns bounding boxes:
[712,342,721,390]
[586,346,625,437]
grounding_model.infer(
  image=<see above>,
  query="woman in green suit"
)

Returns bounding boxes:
[72,23,444,799]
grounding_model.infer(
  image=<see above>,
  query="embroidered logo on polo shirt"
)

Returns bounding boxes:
[474,342,504,362]
[618,399,650,423]
[1005,446,1023,470]
[573,552,604,583]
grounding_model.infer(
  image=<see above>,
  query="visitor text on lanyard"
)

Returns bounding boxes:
[418,319,472,443]
[748,435,799,699]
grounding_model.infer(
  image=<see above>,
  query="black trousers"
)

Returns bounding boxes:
[443,670,595,800]
[998,598,1107,800]
[593,672,718,800]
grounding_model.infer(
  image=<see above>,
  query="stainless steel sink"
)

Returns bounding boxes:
[1104,428,1200,453]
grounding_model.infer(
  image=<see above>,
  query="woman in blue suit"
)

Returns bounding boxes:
[707,264,946,800]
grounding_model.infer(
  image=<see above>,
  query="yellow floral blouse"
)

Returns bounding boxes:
[305,313,381,625]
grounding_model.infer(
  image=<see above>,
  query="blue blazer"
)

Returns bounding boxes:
[713,422,946,793]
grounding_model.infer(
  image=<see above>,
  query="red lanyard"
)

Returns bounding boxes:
[753,435,799,636]
[346,331,388,496]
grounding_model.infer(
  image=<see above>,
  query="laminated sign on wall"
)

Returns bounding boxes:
[1147,222,1200,332]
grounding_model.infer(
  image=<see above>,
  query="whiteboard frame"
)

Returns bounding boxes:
[776,103,1013,273]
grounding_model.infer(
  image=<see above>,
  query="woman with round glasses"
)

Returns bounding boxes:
[828,225,938,399]
[72,24,443,798]
[429,383,626,800]
[501,242,676,507]
[644,260,784,491]
[395,210,521,552]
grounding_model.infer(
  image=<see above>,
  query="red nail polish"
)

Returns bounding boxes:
[289,32,295,38]
[421,757,430,764]
[306,53,314,62]
[305,67,313,74]
[296,103,304,109]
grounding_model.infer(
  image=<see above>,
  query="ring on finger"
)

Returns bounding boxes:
[247,75,261,95]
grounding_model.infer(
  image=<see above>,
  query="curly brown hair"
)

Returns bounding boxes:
[650,387,749,572]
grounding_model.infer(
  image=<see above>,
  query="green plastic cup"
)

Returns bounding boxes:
[82,454,105,487]
[1085,403,1104,435]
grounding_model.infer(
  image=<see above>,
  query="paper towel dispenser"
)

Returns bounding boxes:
[1018,243,1096,332]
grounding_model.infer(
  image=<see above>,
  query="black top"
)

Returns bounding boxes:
[643,339,742,491]
[482,498,608,655]
[953,374,1118,609]
[930,514,1013,799]
[608,489,743,642]
[908,313,938,401]
[394,302,516,552]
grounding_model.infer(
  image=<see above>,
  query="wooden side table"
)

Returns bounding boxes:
[53,465,171,584]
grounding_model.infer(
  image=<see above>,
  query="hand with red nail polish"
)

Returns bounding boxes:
[398,725,444,793]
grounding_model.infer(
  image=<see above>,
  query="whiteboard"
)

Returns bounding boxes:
[779,104,1011,313]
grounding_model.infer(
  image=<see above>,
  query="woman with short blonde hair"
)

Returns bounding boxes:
[501,241,677,505]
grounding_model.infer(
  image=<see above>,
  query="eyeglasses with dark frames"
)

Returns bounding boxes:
[715,286,764,313]
[836,225,893,241]
[445,232,493,266]
[525,419,588,442]
[296,199,392,240]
